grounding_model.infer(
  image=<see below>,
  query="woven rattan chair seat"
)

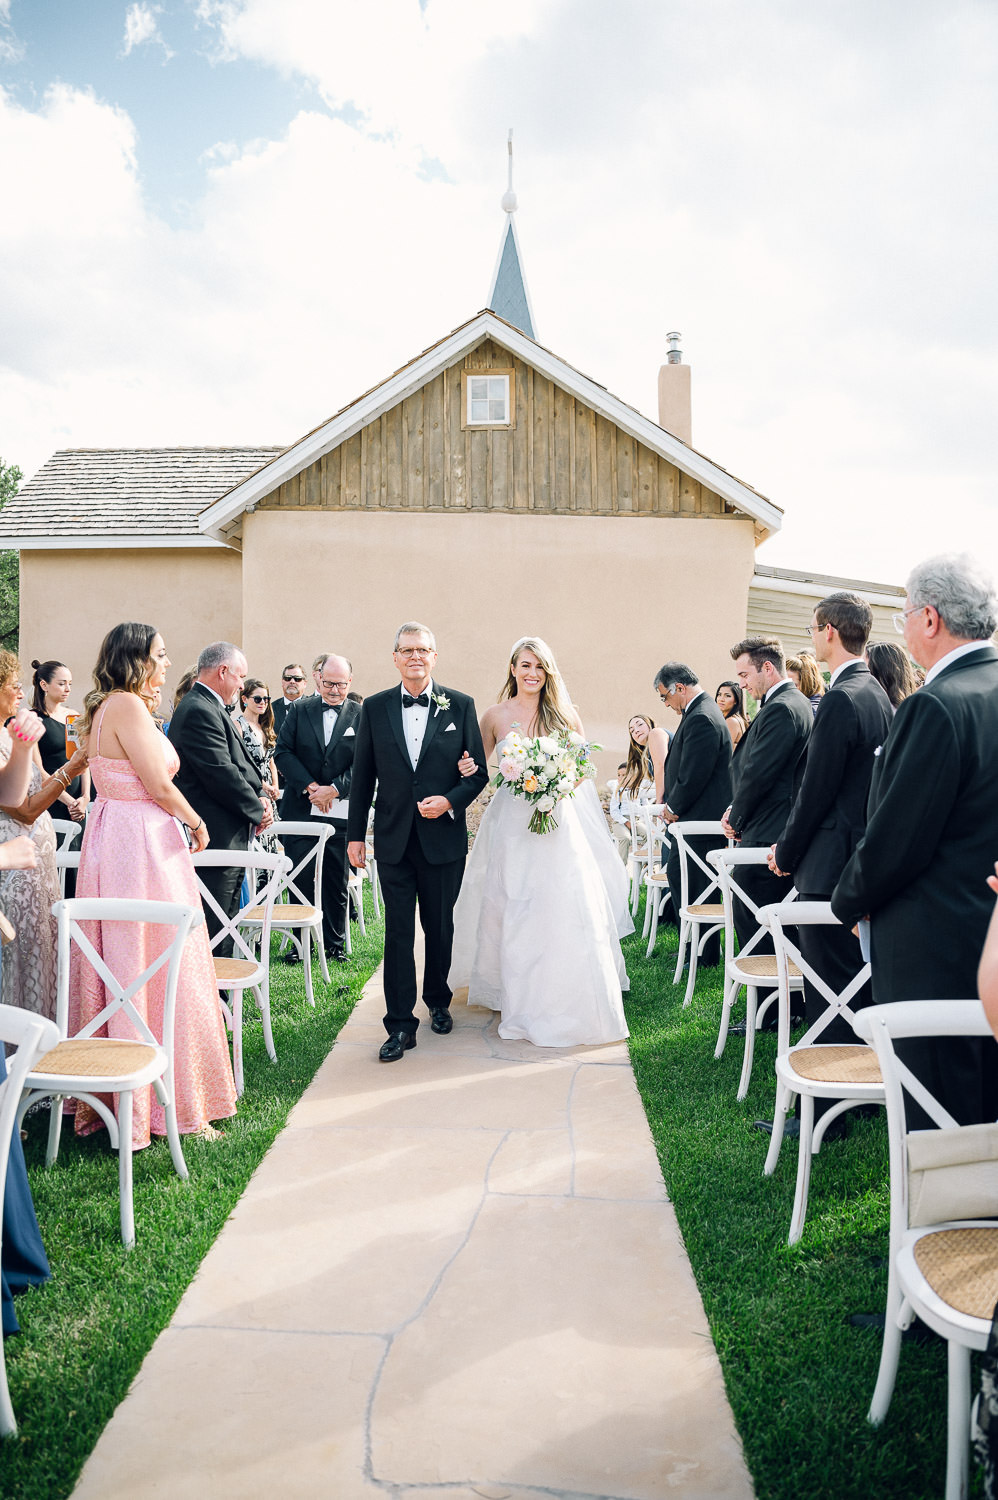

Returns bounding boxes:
[213,957,258,983]
[734,954,802,979]
[33,1037,158,1078]
[789,1044,883,1085]
[647,870,670,883]
[244,903,318,921]
[688,902,723,917]
[631,845,650,858]
[913,1226,998,1320]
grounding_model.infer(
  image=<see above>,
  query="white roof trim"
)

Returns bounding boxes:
[750,573,904,609]
[10,534,233,551]
[199,312,782,540]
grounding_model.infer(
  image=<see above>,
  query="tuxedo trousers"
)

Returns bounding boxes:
[376,824,465,1036]
[733,860,802,1025]
[284,827,348,954]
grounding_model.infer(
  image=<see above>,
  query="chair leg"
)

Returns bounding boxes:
[256,982,277,1065]
[317,929,330,984]
[0,1338,15,1437]
[763,1081,793,1176]
[344,906,353,957]
[736,985,758,1101]
[45,1092,63,1166]
[117,1090,136,1249]
[673,918,689,985]
[715,974,738,1059]
[303,929,316,1007]
[231,986,244,1096]
[645,890,660,957]
[683,926,701,1007]
[370,864,380,920]
[868,1271,910,1425]
[945,1341,972,1500]
[156,1076,189,1182]
[355,886,366,937]
[787,1092,815,1246]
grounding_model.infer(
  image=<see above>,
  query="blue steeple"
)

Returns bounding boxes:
[487,131,536,340]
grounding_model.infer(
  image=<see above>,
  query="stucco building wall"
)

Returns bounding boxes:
[241,508,757,769]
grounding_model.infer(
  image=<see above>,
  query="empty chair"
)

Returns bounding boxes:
[240,821,335,1007]
[669,820,727,1006]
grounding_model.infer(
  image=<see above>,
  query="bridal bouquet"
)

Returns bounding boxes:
[493,729,600,835]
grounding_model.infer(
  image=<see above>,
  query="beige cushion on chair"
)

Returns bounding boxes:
[907,1123,998,1228]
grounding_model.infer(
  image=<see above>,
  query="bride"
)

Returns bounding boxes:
[449,637,632,1047]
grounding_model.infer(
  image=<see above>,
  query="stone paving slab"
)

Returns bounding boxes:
[74,951,754,1500]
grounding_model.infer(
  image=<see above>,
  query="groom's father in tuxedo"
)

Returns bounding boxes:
[275,653,360,962]
[654,662,732,965]
[833,553,998,1126]
[347,622,489,1061]
[168,641,271,946]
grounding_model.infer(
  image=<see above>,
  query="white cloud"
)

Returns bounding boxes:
[0,0,22,62]
[121,3,174,60]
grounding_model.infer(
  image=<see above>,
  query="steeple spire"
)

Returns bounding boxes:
[487,130,536,340]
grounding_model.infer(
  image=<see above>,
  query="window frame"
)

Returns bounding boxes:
[461,368,516,430]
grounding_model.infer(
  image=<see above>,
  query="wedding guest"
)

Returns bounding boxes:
[0,652,88,1020]
[608,762,632,863]
[237,679,279,804]
[625,714,669,804]
[714,680,748,746]
[72,622,237,1146]
[865,641,919,709]
[31,658,89,822]
[786,653,825,717]
[273,663,309,735]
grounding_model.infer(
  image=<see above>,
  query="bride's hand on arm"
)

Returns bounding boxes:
[457,750,478,778]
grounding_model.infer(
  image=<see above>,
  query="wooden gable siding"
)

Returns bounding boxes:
[747,587,902,648]
[259,341,733,519]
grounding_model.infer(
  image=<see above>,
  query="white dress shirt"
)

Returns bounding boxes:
[401,681,432,769]
[322,704,338,745]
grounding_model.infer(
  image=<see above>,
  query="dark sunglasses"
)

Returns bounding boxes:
[248,694,270,704]
[283,674,304,682]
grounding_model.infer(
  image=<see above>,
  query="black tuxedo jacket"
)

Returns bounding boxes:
[272,697,292,736]
[728,682,812,846]
[663,692,732,820]
[168,683,265,849]
[274,695,361,825]
[775,662,893,894]
[832,644,998,1003]
[346,683,488,865]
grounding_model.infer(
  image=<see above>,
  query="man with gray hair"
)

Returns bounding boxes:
[833,553,998,1125]
[169,641,272,948]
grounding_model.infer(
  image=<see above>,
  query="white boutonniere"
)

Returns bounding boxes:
[432,692,450,716]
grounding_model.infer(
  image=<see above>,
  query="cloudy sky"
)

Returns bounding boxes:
[1,0,995,584]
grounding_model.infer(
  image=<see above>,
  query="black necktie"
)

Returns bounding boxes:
[402,693,429,709]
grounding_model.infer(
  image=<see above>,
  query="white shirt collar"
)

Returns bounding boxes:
[401,680,434,706]
[762,678,792,704]
[684,687,705,709]
[923,640,993,687]
[829,657,864,687]
[197,680,227,709]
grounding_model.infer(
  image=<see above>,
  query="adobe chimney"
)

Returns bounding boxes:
[657,331,692,444]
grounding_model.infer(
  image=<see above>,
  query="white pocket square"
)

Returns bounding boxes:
[344,726,356,736]
[444,722,457,732]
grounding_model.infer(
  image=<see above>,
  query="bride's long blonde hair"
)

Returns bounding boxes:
[498,637,577,738]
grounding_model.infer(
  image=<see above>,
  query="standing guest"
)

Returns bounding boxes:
[723,636,812,963]
[865,640,919,709]
[272,663,309,735]
[346,690,364,705]
[31,658,90,823]
[786,653,825,717]
[71,622,236,1146]
[655,663,732,965]
[762,593,893,1136]
[237,679,279,806]
[0,653,89,1019]
[624,714,668,802]
[715,680,748,746]
[347,622,488,1060]
[833,554,998,1127]
[275,654,360,963]
[168,642,271,950]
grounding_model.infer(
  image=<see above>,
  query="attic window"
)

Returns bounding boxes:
[462,369,515,428]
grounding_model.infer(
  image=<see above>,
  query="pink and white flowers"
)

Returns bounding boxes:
[493,728,600,835]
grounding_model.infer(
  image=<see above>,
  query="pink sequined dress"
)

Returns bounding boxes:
[70,711,237,1147]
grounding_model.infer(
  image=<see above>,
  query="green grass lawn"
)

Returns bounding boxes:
[624,908,982,1500]
[1,907,384,1500]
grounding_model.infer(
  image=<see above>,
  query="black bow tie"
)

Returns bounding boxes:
[402,693,429,709]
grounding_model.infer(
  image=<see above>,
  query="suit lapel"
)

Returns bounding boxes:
[387,689,409,765]
[308,697,329,762]
[323,700,352,764]
[418,681,444,760]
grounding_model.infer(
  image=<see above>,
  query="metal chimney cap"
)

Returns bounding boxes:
[666,331,683,364]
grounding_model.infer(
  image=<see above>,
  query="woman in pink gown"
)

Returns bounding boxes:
[71,623,237,1147]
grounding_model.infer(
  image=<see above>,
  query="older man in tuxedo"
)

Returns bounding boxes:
[272,663,309,736]
[654,661,732,965]
[168,641,271,948]
[275,652,360,963]
[347,622,488,1061]
[833,554,998,1126]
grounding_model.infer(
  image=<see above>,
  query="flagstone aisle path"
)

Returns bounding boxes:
[73,953,754,1500]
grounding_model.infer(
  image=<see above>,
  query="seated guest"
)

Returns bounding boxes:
[786,653,825,716]
[31,658,89,823]
[273,663,309,734]
[625,714,669,803]
[865,640,919,708]
[608,762,631,864]
[714,680,748,746]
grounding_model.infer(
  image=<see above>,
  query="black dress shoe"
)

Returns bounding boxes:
[325,948,348,964]
[754,1116,801,1139]
[281,951,301,966]
[429,1007,453,1035]
[379,1031,416,1062]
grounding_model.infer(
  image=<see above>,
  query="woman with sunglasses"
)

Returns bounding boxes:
[237,679,279,806]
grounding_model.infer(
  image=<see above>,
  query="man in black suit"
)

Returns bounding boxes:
[168,641,271,948]
[272,663,309,736]
[275,652,360,963]
[654,661,732,965]
[347,622,488,1061]
[722,635,812,959]
[833,554,998,1126]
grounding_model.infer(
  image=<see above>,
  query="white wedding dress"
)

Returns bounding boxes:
[449,778,633,1046]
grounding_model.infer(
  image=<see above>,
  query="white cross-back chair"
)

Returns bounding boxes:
[346,865,367,951]
[191,850,290,1095]
[708,847,804,1100]
[759,901,884,1244]
[54,848,81,900]
[853,1000,998,1500]
[669,821,727,1004]
[49,818,82,854]
[17,897,199,1248]
[636,806,672,954]
[240,821,334,1007]
[0,1005,59,1438]
[626,804,658,917]
[365,806,380,920]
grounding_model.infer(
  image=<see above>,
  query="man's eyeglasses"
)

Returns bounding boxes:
[248,694,270,704]
[320,680,349,690]
[283,674,304,682]
[892,606,926,634]
[395,647,433,659]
